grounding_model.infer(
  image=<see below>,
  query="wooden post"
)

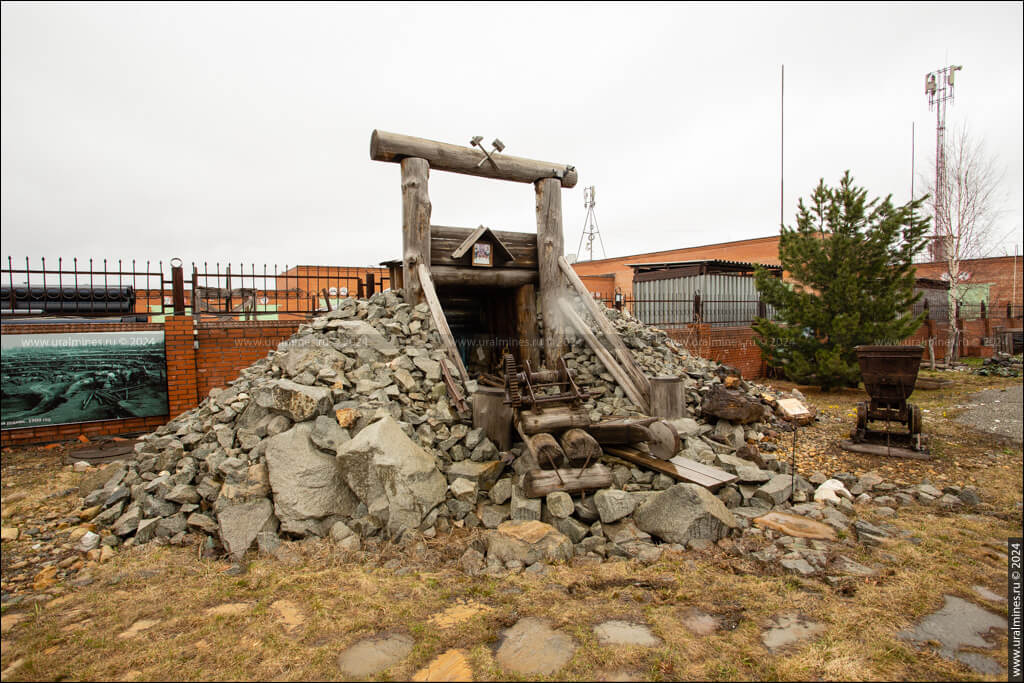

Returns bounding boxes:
[171,262,185,316]
[536,178,566,367]
[401,158,431,304]
[514,284,541,369]
[649,376,685,419]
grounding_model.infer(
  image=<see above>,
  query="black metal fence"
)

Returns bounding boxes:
[2,257,391,321]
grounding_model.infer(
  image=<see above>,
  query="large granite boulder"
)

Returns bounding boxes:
[265,423,358,536]
[633,483,738,545]
[336,416,446,538]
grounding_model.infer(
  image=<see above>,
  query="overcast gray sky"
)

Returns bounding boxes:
[2,2,1022,272]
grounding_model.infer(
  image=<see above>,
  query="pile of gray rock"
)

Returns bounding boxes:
[74,290,858,570]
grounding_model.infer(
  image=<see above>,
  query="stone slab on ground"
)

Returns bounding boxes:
[336,633,415,678]
[897,595,1005,675]
[753,511,836,540]
[593,620,661,647]
[678,607,720,635]
[761,612,825,652]
[412,648,472,682]
[495,617,576,676]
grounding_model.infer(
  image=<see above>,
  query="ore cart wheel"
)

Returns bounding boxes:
[908,404,923,435]
[856,402,868,430]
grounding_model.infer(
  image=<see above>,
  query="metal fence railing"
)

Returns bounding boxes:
[589,296,780,328]
[2,257,167,318]
[2,257,391,322]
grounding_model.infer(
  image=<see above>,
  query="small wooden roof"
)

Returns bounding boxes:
[450,225,516,263]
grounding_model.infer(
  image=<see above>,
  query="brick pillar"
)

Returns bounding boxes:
[164,316,198,418]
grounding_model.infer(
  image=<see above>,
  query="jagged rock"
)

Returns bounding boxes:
[510,487,541,521]
[265,423,358,536]
[485,521,573,565]
[446,460,505,491]
[593,489,635,524]
[336,416,446,538]
[218,498,278,559]
[255,379,333,422]
[310,415,350,453]
[545,492,574,519]
[754,475,794,506]
[633,483,738,545]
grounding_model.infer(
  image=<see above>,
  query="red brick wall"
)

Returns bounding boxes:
[665,325,765,379]
[914,255,1024,312]
[195,320,301,398]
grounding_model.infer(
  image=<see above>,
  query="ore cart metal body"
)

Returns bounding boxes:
[852,345,926,451]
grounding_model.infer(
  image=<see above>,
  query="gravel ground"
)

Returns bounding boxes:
[954,382,1023,444]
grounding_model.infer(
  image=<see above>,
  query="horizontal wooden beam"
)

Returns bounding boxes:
[430,265,537,288]
[370,130,578,188]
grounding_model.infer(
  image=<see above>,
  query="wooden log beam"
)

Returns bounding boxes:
[537,178,567,367]
[371,130,577,188]
[430,265,538,288]
[417,263,470,382]
[519,406,591,435]
[559,299,651,414]
[530,433,566,470]
[559,428,602,467]
[523,465,614,498]
[558,255,651,398]
[401,158,432,304]
[585,421,655,446]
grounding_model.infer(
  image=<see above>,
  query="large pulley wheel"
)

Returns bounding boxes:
[856,402,868,430]
[908,404,922,435]
[648,420,681,460]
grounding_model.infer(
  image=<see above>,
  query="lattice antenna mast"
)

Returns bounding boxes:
[925,64,963,259]
[576,185,606,261]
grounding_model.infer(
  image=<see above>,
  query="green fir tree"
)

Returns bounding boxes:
[753,171,930,390]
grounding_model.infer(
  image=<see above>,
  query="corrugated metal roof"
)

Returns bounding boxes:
[626,259,782,272]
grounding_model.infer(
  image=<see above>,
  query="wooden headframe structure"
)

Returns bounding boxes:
[370,130,652,412]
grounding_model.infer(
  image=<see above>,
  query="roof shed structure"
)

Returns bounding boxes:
[629,259,782,328]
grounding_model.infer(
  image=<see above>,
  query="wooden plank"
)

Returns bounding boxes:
[371,129,578,188]
[450,225,489,258]
[430,265,537,288]
[560,300,650,414]
[839,440,933,460]
[401,157,432,304]
[537,178,567,367]
[523,465,614,498]
[605,446,737,490]
[559,256,651,398]
[417,263,470,382]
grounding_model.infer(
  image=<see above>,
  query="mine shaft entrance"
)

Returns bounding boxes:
[437,285,522,378]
